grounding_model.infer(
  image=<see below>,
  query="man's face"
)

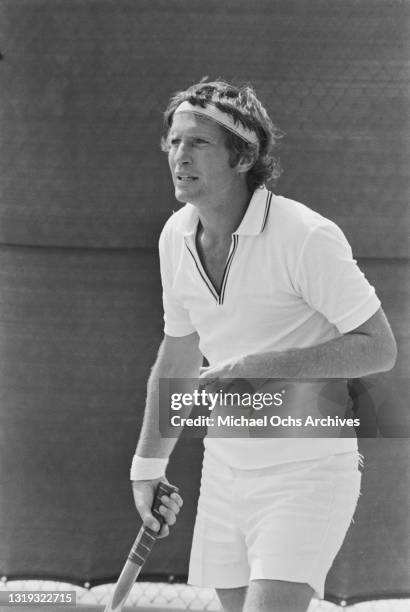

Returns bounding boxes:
[167,112,239,205]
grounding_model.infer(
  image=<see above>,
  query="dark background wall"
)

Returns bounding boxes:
[0,0,408,254]
[0,0,409,604]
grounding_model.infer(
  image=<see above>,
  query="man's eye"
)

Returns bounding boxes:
[194,139,209,145]
[170,139,180,146]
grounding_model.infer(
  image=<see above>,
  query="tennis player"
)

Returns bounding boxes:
[130,79,397,612]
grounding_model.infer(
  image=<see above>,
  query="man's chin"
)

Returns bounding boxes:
[174,187,192,203]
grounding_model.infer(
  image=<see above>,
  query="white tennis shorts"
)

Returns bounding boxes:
[188,450,362,598]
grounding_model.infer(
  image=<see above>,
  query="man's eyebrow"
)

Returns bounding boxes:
[168,129,216,139]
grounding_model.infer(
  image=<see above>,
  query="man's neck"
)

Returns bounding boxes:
[193,184,252,243]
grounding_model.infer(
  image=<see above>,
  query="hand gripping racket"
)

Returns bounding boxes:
[104,481,179,612]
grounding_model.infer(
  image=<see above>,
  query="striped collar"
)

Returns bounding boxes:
[182,187,273,237]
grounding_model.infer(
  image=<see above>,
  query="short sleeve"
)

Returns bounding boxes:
[158,226,197,337]
[295,222,381,333]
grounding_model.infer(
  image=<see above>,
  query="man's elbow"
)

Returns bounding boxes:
[348,309,398,374]
[376,334,398,372]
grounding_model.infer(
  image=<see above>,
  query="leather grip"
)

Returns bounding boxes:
[128,482,179,565]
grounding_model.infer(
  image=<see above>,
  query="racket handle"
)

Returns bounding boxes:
[104,481,179,612]
[128,481,179,566]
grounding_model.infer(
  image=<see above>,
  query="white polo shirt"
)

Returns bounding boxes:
[159,187,381,468]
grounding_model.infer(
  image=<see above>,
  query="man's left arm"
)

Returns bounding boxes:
[200,307,397,382]
[201,220,397,383]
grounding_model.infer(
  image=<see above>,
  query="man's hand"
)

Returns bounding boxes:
[132,478,183,539]
[199,358,243,393]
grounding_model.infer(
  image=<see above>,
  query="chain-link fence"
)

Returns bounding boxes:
[1,579,409,611]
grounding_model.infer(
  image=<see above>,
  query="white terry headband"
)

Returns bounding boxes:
[174,100,259,146]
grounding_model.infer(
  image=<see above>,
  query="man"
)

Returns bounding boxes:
[130,79,397,612]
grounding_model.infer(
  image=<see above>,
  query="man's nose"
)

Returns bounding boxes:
[174,141,192,164]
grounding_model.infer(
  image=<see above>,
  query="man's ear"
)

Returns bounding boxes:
[236,149,257,174]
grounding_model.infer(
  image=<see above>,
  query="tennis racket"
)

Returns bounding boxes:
[104,481,179,612]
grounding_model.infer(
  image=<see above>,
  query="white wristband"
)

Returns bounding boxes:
[130,455,169,481]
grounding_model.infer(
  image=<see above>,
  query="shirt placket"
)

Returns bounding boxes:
[184,233,239,305]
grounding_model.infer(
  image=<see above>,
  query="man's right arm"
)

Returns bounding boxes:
[136,331,202,458]
[132,331,203,535]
